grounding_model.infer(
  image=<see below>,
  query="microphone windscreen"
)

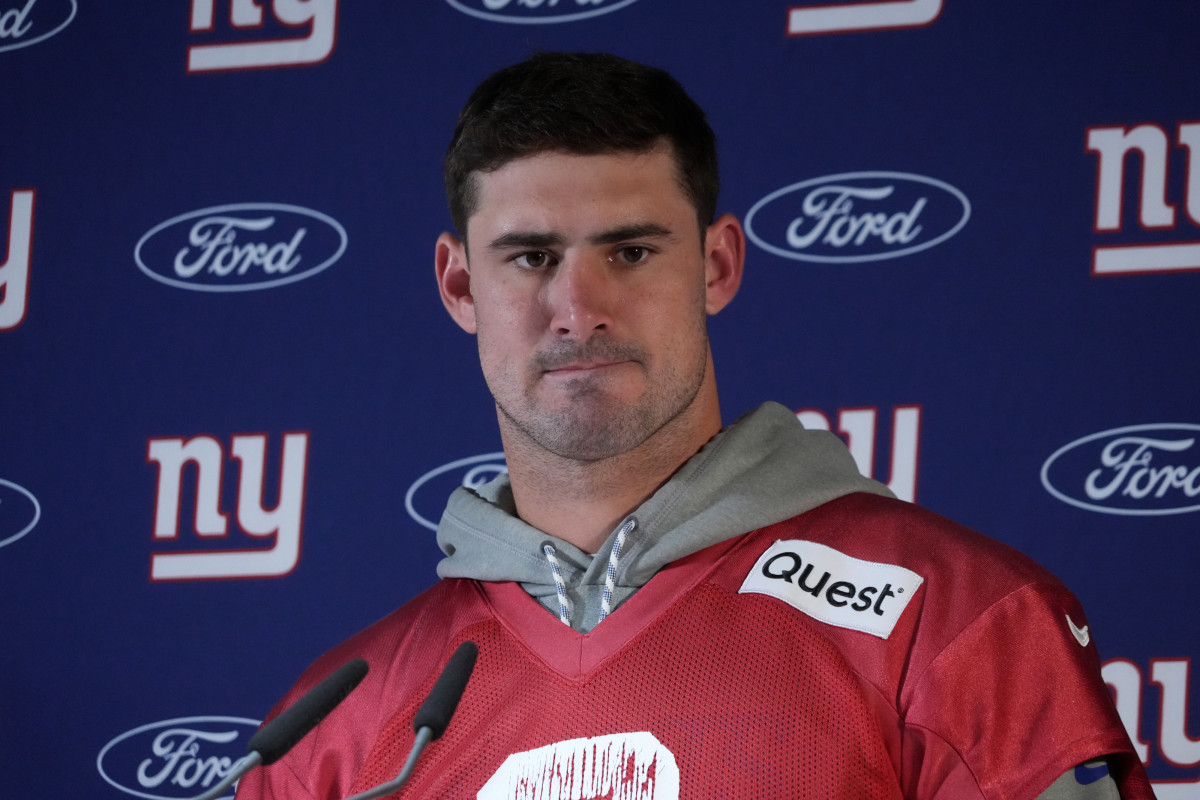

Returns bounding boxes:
[412,641,477,740]
[248,657,369,765]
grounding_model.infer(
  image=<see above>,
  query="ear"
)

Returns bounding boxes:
[702,213,745,315]
[435,231,477,334]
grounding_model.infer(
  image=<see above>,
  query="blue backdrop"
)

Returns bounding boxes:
[2,1,1197,797]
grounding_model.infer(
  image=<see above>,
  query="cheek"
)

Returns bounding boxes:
[474,326,517,400]
[654,278,709,332]
[473,295,539,372]
[475,279,543,331]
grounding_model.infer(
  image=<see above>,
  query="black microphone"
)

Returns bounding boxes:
[412,640,477,739]
[187,657,370,800]
[342,641,478,800]
[249,657,370,764]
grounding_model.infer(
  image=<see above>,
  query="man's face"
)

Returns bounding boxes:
[443,145,732,464]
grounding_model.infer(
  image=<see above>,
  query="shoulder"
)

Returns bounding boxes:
[746,492,1083,678]
[264,578,488,734]
[240,579,490,798]
[760,495,1138,799]
[784,491,1062,595]
[305,578,485,689]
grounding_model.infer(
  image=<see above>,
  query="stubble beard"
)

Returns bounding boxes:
[490,322,711,464]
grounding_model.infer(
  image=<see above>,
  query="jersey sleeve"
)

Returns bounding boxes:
[899,581,1153,800]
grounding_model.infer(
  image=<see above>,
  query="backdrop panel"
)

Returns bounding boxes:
[2,1,1197,796]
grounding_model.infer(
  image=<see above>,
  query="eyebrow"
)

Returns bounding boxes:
[485,231,564,252]
[588,223,675,246]
[485,223,676,252]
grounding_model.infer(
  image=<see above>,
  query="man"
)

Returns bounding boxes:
[236,53,1151,799]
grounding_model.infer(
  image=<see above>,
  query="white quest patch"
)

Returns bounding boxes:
[740,539,923,639]
[478,731,679,800]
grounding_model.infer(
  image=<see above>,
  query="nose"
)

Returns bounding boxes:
[544,254,617,338]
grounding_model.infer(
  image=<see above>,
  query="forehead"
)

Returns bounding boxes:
[466,146,696,240]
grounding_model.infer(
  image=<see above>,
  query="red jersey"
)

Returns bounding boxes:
[236,494,1152,799]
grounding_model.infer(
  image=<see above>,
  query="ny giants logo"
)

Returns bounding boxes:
[135,203,347,292]
[1103,658,1200,796]
[1,188,34,330]
[97,716,259,800]
[443,0,642,24]
[745,172,970,263]
[0,0,75,53]
[787,0,942,36]
[188,0,337,72]
[796,406,921,502]
[0,477,40,549]
[1086,121,1200,275]
[147,433,309,580]
[1041,424,1200,515]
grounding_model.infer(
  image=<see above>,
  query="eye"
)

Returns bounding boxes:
[613,245,652,265]
[513,250,556,270]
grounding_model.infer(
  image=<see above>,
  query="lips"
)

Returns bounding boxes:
[532,340,647,375]
[545,360,625,374]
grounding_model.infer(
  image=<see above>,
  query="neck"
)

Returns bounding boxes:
[501,381,722,554]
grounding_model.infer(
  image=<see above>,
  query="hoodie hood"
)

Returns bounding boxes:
[435,401,894,631]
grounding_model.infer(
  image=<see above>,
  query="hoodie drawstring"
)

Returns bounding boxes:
[541,516,638,628]
[542,544,572,626]
[598,516,637,623]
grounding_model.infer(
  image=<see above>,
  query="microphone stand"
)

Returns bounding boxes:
[190,752,262,800]
[341,727,432,800]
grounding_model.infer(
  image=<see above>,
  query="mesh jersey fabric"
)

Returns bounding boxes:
[352,583,903,797]
[235,493,1152,800]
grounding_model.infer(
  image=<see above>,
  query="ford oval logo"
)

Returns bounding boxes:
[1041,424,1200,516]
[443,0,642,24]
[405,452,508,531]
[0,0,76,54]
[0,478,40,549]
[745,171,971,263]
[134,203,348,292]
[97,716,260,800]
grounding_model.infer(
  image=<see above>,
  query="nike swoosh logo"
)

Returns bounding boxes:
[1066,614,1091,647]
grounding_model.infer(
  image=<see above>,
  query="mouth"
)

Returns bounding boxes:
[547,359,621,371]
[543,360,629,377]
[533,341,647,378]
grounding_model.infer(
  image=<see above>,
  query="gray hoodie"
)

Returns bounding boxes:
[435,401,893,633]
